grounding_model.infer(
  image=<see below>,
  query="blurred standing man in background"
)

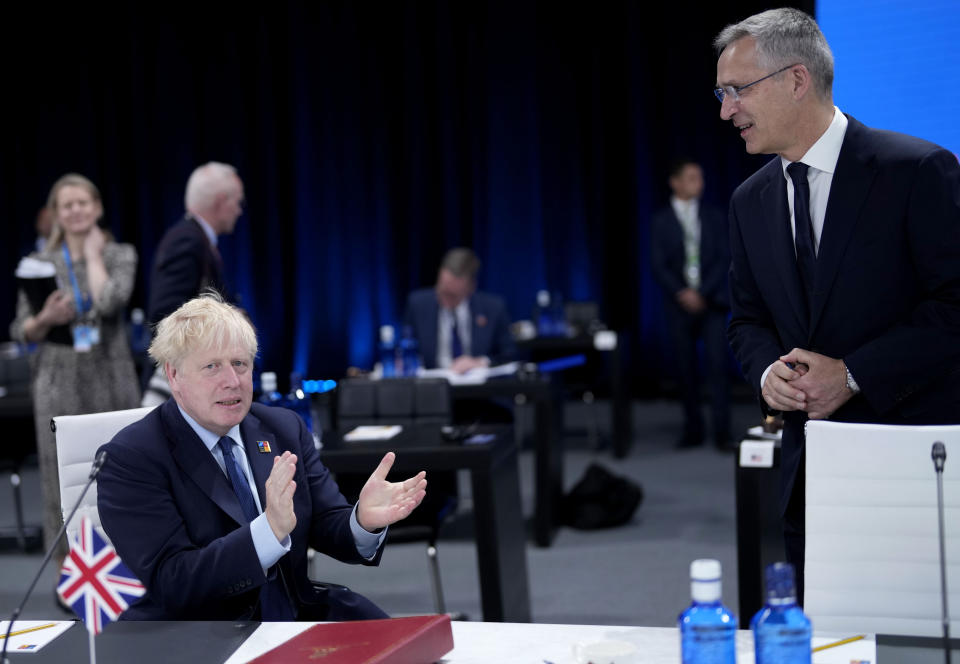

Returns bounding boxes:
[142,162,244,404]
[716,8,960,601]
[650,158,732,451]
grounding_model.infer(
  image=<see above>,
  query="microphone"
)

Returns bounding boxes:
[931,441,951,664]
[1,450,108,663]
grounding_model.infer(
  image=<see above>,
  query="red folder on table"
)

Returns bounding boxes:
[249,614,454,664]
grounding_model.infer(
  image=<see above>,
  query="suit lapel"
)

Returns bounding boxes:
[161,400,247,525]
[468,296,486,356]
[239,412,278,510]
[809,117,877,336]
[421,296,440,367]
[759,168,810,335]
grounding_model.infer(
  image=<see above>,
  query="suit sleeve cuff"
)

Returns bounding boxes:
[351,505,387,560]
[251,513,291,575]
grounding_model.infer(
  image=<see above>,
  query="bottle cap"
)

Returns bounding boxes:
[764,562,797,603]
[131,308,145,324]
[380,325,395,344]
[261,371,277,392]
[537,290,550,307]
[690,559,722,602]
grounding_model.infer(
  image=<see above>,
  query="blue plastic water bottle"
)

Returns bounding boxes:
[535,290,553,337]
[399,326,420,377]
[678,559,737,664]
[751,562,812,664]
[379,325,397,378]
[287,372,314,432]
[258,372,286,407]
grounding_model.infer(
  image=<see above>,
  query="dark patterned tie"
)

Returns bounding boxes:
[787,161,817,308]
[217,436,295,620]
[450,314,463,359]
[217,436,259,523]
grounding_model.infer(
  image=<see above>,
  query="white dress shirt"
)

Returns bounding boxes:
[436,301,473,368]
[760,107,851,391]
[671,196,701,289]
[192,214,219,247]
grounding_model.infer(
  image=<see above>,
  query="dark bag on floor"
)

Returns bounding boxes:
[561,463,643,530]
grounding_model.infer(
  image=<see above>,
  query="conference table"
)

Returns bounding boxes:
[318,424,531,623]
[448,377,564,547]
[8,619,883,663]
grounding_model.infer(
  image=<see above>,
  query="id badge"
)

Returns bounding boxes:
[73,325,94,352]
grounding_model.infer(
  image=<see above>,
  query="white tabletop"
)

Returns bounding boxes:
[224,620,877,664]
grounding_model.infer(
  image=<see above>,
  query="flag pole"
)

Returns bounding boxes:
[88,629,96,664]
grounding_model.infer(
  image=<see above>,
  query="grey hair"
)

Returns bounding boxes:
[440,247,481,280]
[184,162,239,212]
[714,8,834,100]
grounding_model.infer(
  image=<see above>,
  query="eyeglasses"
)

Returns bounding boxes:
[714,64,799,103]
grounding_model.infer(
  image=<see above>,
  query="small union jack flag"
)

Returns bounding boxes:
[57,516,145,635]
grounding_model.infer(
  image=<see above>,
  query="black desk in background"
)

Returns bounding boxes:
[320,424,531,623]
[516,333,632,458]
[450,378,563,548]
[0,391,42,552]
[735,433,785,629]
[9,621,258,663]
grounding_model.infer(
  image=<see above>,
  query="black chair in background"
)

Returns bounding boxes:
[333,377,460,617]
[0,346,42,551]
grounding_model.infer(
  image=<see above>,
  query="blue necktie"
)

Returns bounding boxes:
[217,436,259,523]
[217,436,295,620]
[450,314,463,359]
[787,161,817,310]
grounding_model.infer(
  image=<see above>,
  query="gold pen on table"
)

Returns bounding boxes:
[812,634,865,652]
[0,622,59,640]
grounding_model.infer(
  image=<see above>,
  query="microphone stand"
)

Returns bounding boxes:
[932,441,951,664]
[1,451,107,664]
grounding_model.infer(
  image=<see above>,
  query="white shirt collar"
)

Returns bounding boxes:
[780,106,848,176]
[670,195,699,217]
[192,214,219,248]
[177,404,242,453]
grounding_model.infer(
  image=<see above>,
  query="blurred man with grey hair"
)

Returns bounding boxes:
[143,162,245,404]
[716,8,960,600]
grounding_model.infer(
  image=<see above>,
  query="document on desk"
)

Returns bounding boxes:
[343,425,402,441]
[0,620,74,653]
[419,361,520,385]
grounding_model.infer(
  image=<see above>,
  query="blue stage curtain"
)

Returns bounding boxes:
[3,1,793,393]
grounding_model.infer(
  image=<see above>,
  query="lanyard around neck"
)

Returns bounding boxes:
[61,243,92,315]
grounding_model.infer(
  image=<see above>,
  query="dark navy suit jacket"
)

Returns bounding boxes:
[650,201,730,311]
[97,400,382,620]
[403,288,515,369]
[147,215,227,327]
[727,115,960,517]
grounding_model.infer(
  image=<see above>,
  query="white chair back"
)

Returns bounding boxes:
[54,406,156,542]
[805,420,960,637]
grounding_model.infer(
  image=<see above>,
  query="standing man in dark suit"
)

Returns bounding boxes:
[403,247,515,373]
[142,162,244,404]
[715,8,960,601]
[650,159,732,450]
[99,294,427,620]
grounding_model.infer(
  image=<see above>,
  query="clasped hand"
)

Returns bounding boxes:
[264,450,427,542]
[761,347,853,420]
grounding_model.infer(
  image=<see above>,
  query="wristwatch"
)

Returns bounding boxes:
[843,362,860,394]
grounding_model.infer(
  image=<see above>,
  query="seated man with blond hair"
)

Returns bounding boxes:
[98,293,426,620]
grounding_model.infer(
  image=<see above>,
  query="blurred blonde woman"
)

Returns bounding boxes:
[10,174,140,571]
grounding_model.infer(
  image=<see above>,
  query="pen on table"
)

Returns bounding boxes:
[812,634,865,652]
[0,622,59,640]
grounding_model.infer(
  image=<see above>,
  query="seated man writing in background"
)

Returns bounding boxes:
[403,247,514,374]
[98,293,427,621]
